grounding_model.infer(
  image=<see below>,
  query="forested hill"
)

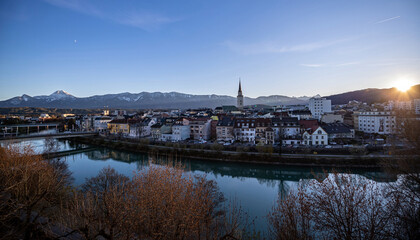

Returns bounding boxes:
[326,84,420,105]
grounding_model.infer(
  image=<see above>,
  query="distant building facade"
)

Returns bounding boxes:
[308,97,332,119]
[356,111,396,134]
[415,99,420,115]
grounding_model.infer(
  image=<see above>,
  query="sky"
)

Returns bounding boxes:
[0,0,419,100]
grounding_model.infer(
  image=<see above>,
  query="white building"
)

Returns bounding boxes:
[128,118,157,138]
[308,97,332,119]
[94,116,112,132]
[302,127,328,146]
[414,99,420,115]
[356,111,396,134]
[385,100,412,111]
[171,125,190,141]
[288,110,312,120]
[234,118,256,144]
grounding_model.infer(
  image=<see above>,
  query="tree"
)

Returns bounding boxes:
[383,110,420,240]
[58,164,247,240]
[129,163,242,239]
[43,136,60,156]
[268,172,394,240]
[0,145,71,239]
[307,173,393,240]
[268,187,313,240]
[59,166,133,240]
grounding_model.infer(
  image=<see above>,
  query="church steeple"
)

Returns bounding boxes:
[237,78,244,110]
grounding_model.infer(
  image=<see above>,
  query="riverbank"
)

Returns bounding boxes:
[67,136,416,168]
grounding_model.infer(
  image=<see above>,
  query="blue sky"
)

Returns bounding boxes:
[0,0,419,100]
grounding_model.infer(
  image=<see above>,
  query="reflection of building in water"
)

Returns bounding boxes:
[83,149,148,164]
[81,148,397,183]
[186,161,396,183]
[84,150,112,160]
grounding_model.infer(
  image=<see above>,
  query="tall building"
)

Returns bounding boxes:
[308,97,331,119]
[237,79,244,109]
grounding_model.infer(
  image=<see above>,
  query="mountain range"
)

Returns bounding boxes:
[0,85,419,109]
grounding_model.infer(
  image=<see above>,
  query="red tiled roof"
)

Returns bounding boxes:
[299,119,319,132]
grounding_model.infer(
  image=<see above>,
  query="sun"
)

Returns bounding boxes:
[394,79,415,92]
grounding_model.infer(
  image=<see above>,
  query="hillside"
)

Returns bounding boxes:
[326,84,420,105]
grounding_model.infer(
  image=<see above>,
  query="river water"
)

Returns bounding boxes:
[1,138,396,234]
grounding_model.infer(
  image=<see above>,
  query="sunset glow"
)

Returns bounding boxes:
[395,79,415,92]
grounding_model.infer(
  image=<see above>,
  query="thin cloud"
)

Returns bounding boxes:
[374,16,400,24]
[300,64,325,68]
[43,0,102,17]
[336,62,360,67]
[223,38,353,55]
[115,12,181,30]
[42,0,179,30]
[300,62,360,68]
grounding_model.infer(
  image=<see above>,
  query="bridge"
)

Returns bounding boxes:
[1,123,61,137]
[0,132,98,142]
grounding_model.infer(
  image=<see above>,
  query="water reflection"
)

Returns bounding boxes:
[59,146,398,233]
[0,139,74,154]
[81,148,397,183]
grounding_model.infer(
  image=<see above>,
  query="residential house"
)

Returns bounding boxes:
[322,123,355,143]
[189,118,212,140]
[76,115,93,131]
[265,127,275,145]
[108,119,129,135]
[159,124,173,141]
[321,113,344,124]
[150,123,163,140]
[281,117,301,145]
[271,118,282,143]
[171,125,191,141]
[302,127,328,146]
[255,118,271,145]
[299,119,319,133]
[129,118,157,138]
[234,118,256,144]
[216,117,235,142]
[94,116,112,132]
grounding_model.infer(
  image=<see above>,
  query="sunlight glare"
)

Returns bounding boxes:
[395,79,414,92]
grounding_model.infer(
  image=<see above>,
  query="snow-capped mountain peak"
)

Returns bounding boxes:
[50,90,73,97]
[48,90,75,101]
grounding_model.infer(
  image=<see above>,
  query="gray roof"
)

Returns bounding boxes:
[217,117,235,127]
[322,123,353,134]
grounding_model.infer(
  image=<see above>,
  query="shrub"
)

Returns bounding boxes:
[0,145,72,239]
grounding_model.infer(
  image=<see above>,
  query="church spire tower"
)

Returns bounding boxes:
[237,78,244,110]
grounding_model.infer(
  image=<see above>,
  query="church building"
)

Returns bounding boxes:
[237,79,244,110]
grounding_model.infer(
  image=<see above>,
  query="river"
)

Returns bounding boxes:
[1,138,396,234]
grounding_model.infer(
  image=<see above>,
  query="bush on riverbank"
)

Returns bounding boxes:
[268,171,420,240]
[0,145,251,239]
[0,145,72,239]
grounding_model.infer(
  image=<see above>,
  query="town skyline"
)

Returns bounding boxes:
[1,0,420,99]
